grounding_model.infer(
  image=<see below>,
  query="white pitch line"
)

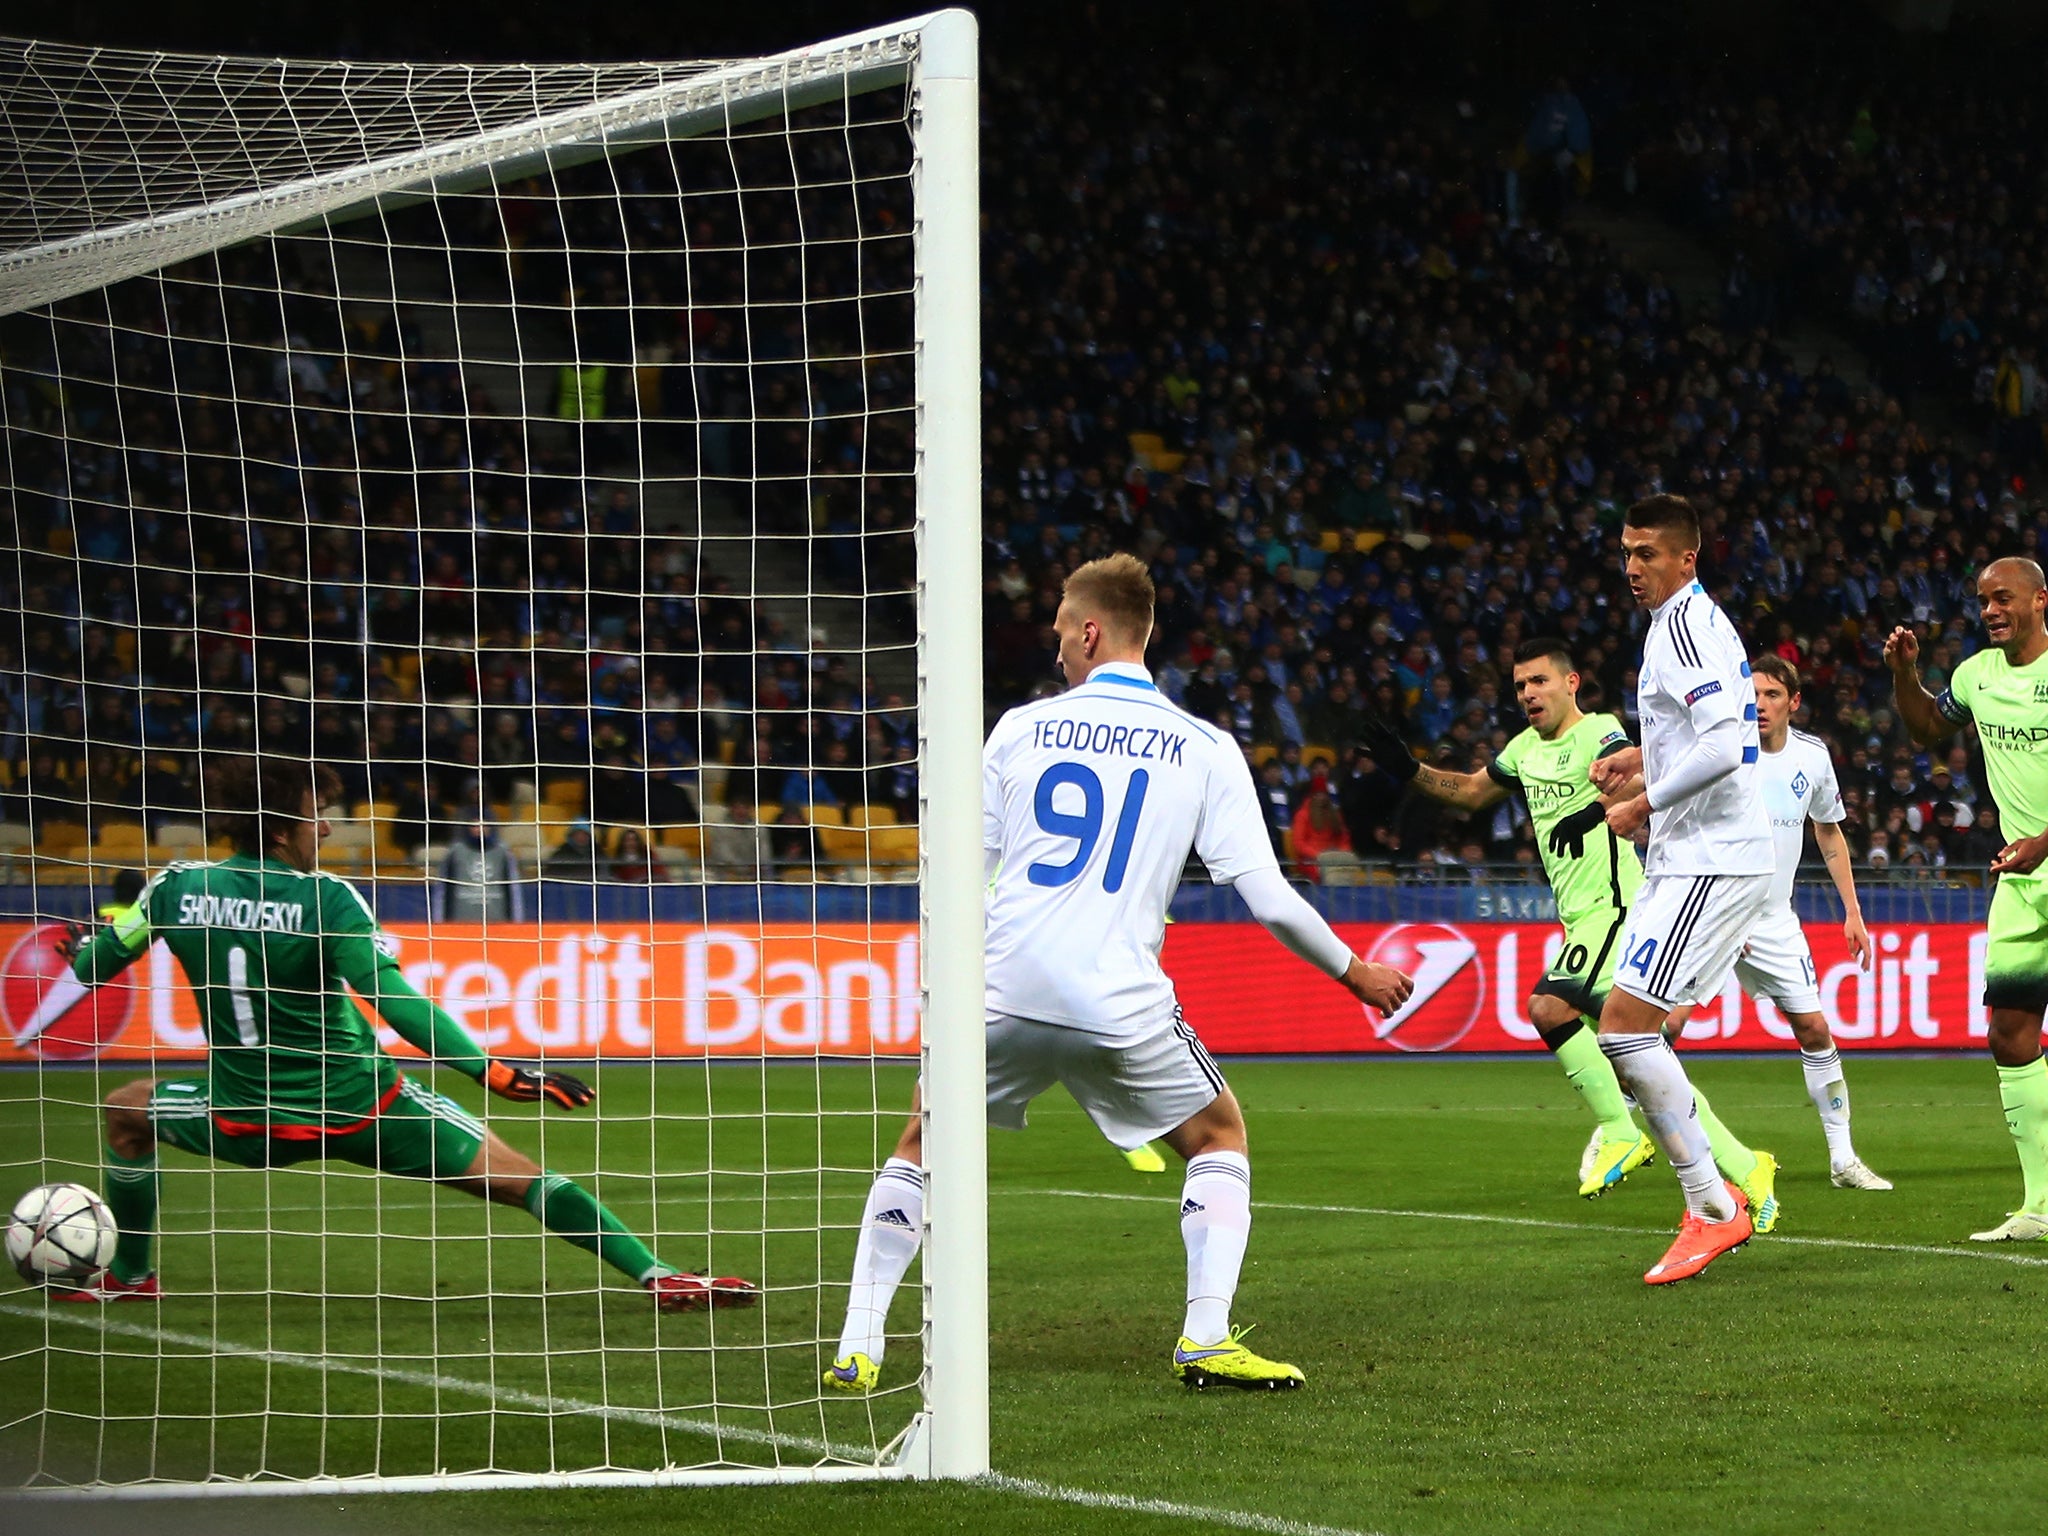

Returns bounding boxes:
[0,1301,844,1460]
[1,1305,1383,1536]
[978,1474,1384,1536]
[1023,1187,2048,1269]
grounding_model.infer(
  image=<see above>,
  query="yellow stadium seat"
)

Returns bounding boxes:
[867,826,920,866]
[848,804,898,828]
[817,826,866,864]
[1318,530,1343,554]
[657,824,705,859]
[542,781,586,813]
[1127,431,1166,467]
[92,822,148,854]
[801,804,847,827]
[1250,744,1277,768]
[1353,531,1387,554]
[35,822,88,861]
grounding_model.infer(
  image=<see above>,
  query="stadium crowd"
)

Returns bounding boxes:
[1638,68,2048,459]
[972,52,2046,882]
[5,29,2048,886]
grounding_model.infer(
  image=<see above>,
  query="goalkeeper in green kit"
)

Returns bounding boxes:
[1364,638,1778,1215]
[24,757,757,1311]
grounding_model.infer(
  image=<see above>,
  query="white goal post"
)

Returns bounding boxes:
[0,7,983,1493]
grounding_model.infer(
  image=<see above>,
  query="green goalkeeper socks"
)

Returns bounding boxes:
[1996,1057,2048,1214]
[1551,1025,1639,1142]
[1691,1084,1759,1186]
[524,1171,665,1283]
[102,1148,159,1283]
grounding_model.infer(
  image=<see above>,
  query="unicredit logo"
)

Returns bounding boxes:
[1,923,135,1060]
[1365,922,1485,1052]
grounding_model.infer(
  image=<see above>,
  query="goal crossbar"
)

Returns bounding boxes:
[0,12,940,316]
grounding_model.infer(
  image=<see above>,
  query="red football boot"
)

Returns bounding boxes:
[646,1271,760,1312]
[55,1271,161,1303]
[1644,1184,1752,1285]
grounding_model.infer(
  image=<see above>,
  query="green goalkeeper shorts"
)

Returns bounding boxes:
[1985,874,2048,1016]
[1531,909,1627,1020]
[148,1075,487,1182]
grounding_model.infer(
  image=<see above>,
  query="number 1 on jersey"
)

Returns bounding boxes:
[1028,763,1149,891]
[226,945,261,1047]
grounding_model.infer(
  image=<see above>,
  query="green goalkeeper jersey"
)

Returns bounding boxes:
[73,854,488,1128]
[1488,711,1644,928]
[1938,645,2048,842]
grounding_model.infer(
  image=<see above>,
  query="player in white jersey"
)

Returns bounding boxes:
[1586,495,1774,1284]
[1665,656,1891,1190]
[822,554,1414,1394]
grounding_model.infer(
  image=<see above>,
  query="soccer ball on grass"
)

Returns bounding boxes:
[6,1182,117,1286]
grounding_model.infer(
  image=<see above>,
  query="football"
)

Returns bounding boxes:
[6,1182,118,1286]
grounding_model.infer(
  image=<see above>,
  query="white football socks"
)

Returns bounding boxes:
[1180,1150,1252,1346]
[1801,1046,1856,1168]
[836,1157,924,1363]
[1599,1034,1736,1222]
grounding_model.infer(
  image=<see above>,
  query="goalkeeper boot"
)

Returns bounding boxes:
[1580,1131,1657,1199]
[1969,1211,2048,1243]
[1171,1325,1304,1391]
[56,1271,160,1303]
[1736,1149,1782,1234]
[647,1271,759,1312]
[1122,1142,1168,1174]
[823,1352,881,1393]
[1644,1184,1752,1285]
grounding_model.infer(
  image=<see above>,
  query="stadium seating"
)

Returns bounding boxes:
[5,39,2033,894]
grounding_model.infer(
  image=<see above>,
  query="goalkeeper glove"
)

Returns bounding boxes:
[1358,709,1419,783]
[484,1060,596,1110]
[55,921,91,964]
[1545,801,1608,861]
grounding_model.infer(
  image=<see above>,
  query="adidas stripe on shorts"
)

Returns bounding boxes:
[1611,871,1773,1012]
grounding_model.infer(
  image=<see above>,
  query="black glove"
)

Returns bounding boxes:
[485,1060,596,1110]
[1357,709,1419,782]
[1545,801,1608,861]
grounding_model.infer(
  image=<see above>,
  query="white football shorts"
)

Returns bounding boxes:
[1612,871,1773,1011]
[984,1006,1225,1150]
[1725,907,1822,1016]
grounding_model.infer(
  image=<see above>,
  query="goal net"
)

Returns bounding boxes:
[0,9,984,1493]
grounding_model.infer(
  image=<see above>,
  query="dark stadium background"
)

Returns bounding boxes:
[12,0,2048,895]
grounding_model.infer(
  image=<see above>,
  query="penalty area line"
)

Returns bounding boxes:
[1023,1188,2048,1270]
[1,1305,1385,1536]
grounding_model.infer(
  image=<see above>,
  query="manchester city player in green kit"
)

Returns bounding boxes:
[24,757,758,1309]
[1888,557,2048,1241]
[1366,638,1777,1218]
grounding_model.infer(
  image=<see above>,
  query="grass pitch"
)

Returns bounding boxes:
[2,1055,2042,1534]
